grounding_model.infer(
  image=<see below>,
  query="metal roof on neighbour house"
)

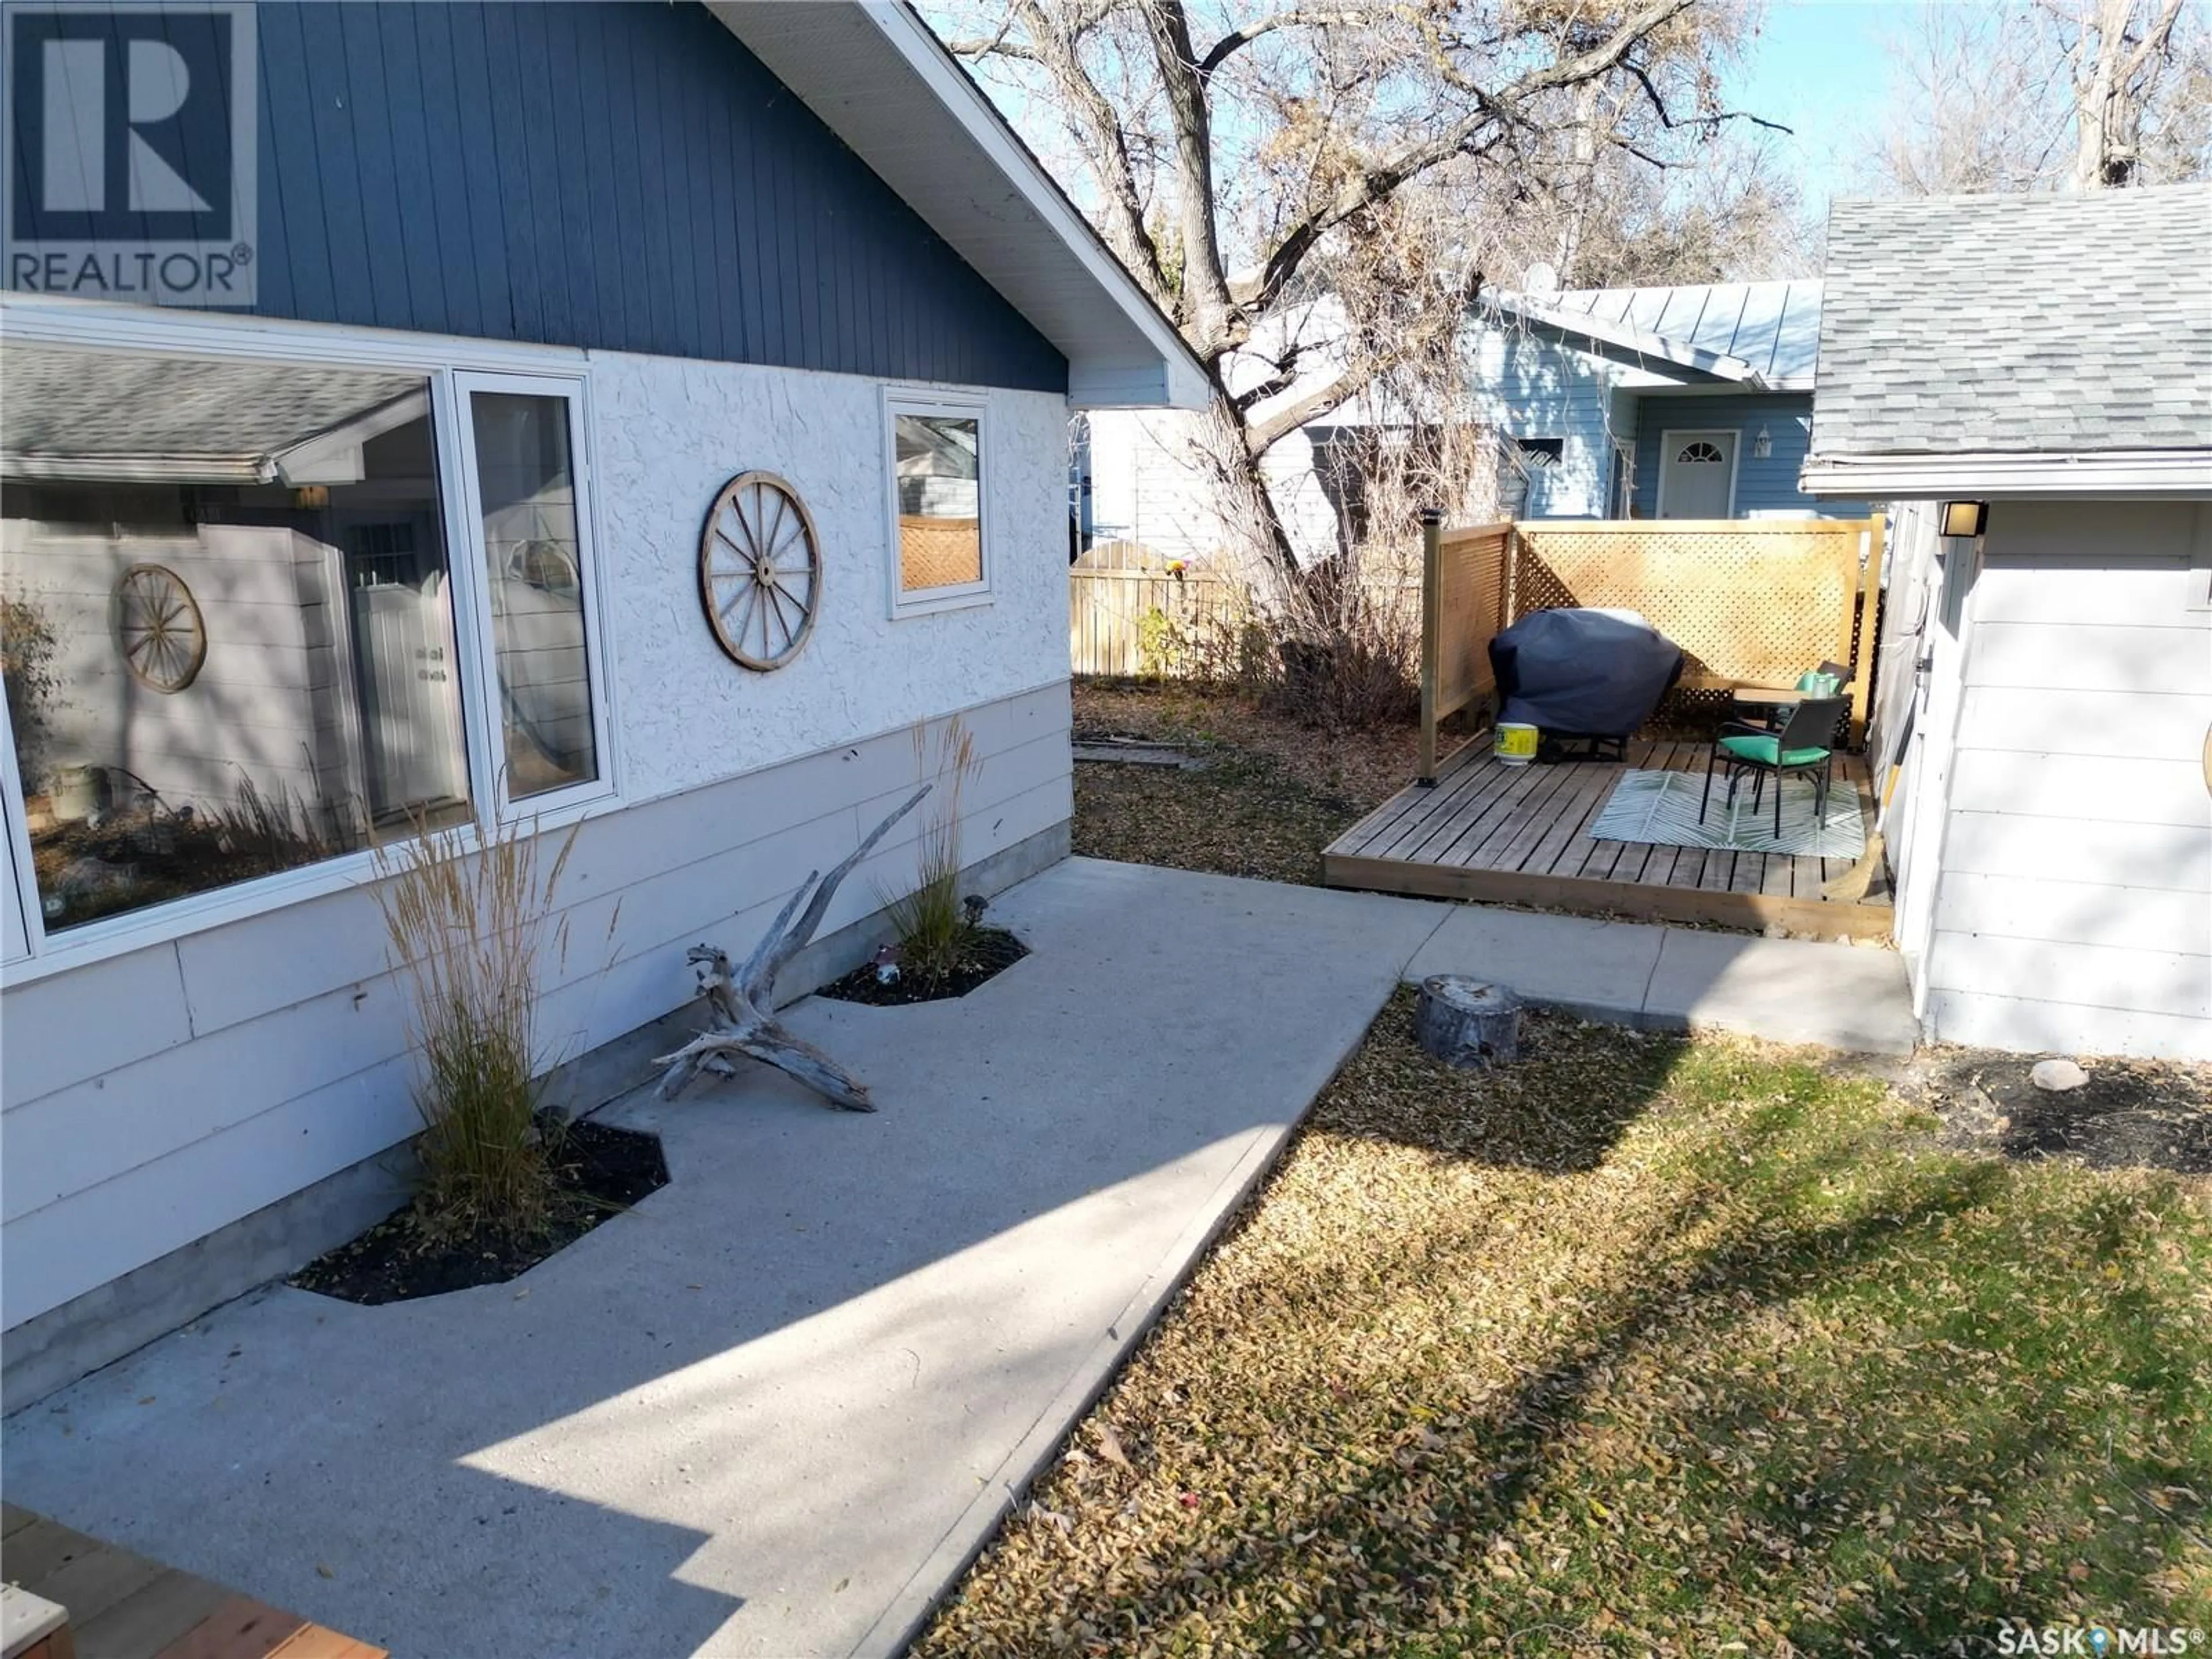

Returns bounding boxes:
[1531,281,1825,387]
[1810,184,2212,462]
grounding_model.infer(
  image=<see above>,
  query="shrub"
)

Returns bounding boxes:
[374,810,582,1241]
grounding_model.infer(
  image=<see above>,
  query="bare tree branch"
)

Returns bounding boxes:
[1620,59,1794,137]
[1197,7,1390,76]
[1231,0,1698,318]
[1243,370,1359,457]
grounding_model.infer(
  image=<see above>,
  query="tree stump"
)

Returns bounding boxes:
[1415,976,1522,1068]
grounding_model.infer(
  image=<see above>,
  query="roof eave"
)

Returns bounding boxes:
[711,3,1209,410]
[1800,448,2212,499]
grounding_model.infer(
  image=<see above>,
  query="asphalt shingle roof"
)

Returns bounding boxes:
[1813,184,2212,458]
[2,343,422,476]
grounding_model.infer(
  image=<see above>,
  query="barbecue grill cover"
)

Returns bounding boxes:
[1489,608,1684,738]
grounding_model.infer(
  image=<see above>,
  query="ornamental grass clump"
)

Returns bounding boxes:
[883,715,982,988]
[374,811,582,1242]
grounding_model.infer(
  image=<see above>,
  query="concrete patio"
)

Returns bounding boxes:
[1,859,1913,1659]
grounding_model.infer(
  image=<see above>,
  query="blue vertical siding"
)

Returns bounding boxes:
[69,2,1066,389]
[1630,393,1866,518]
[1464,324,1622,518]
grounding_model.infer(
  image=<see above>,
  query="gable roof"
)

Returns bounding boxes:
[713,3,1209,410]
[1497,281,1824,390]
[1802,185,2212,497]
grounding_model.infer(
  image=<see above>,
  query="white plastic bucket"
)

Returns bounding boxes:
[1494,722,1538,766]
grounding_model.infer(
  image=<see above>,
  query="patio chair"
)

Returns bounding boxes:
[1732,663,1846,730]
[1700,695,1848,840]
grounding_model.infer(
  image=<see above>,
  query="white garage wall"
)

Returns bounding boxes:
[1,345,1076,1335]
[1921,499,2212,1058]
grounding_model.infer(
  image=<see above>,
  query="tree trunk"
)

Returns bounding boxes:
[1415,976,1524,1068]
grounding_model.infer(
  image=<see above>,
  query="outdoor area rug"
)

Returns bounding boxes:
[1588,767,1866,859]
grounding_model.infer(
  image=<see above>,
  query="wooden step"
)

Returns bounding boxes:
[0,1506,383,1659]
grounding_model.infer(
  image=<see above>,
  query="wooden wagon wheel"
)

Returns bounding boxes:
[114,563,206,692]
[699,471,821,671]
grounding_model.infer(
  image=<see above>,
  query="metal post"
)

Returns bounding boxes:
[1418,507,1443,786]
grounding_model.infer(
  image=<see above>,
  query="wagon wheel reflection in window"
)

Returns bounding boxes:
[113,563,206,692]
[698,470,821,671]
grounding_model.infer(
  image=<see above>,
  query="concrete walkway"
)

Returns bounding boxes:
[1,859,1912,1659]
[1400,903,1919,1055]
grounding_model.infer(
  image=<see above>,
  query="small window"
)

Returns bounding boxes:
[886,393,988,613]
[464,387,599,801]
[1677,440,1726,464]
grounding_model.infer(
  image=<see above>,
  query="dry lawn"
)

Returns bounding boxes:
[1072,683,1449,886]
[918,999,2212,1656]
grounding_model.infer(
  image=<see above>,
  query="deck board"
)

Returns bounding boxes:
[1323,736,1892,938]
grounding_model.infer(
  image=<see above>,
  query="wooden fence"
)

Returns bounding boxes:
[1069,566,1249,677]
[1418,515,1887,781]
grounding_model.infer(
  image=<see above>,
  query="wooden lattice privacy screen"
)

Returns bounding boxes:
[1419,516,1886,781]
[899,515,983,591]
[1419,522,1513,781]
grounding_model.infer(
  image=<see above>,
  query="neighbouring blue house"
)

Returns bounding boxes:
[1472,280,1869,522]
[1083,278,1864,574]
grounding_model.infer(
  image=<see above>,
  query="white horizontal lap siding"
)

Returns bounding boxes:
[0,681,1070,1327]
[1923,502,2212,1059]
[1,349,1077,1330]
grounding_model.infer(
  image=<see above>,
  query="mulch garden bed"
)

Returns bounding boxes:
[1893,1046,2212,1175]
[815,927,1028,1006]
[1071,681,1453,887]
[290,1119,669,1305]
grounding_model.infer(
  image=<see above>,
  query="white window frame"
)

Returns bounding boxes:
[0,296,623,984]
[1655,427,1742,520]
[446,370,619,822]
[883,387,992,618]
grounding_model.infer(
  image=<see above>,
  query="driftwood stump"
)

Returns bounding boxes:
[1415,976,1522,1069]
[652,784,931,1112]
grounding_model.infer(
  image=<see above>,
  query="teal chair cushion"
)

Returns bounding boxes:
[1719,733,1830,768]
[1796,670,1842,696]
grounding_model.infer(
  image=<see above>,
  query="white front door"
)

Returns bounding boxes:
[1657,429,1737,519]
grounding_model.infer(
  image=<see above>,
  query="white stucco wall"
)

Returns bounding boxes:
[1,343,1077,1341]
[590,354,1069,800]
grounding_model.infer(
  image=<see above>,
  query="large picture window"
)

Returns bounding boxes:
[0,335,609,946]
[885,392,988,613]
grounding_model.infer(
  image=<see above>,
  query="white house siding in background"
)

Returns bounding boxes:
[0,349,1075,1338]
[1085,407,1341,569]
[1910,500,2212,1058]
[0,524,366,832]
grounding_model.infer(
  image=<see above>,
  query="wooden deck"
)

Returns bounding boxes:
[1323,737,1893,939]
[0,1504,385,1659]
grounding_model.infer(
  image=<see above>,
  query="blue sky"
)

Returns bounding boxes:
[1725,1,1923,214]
